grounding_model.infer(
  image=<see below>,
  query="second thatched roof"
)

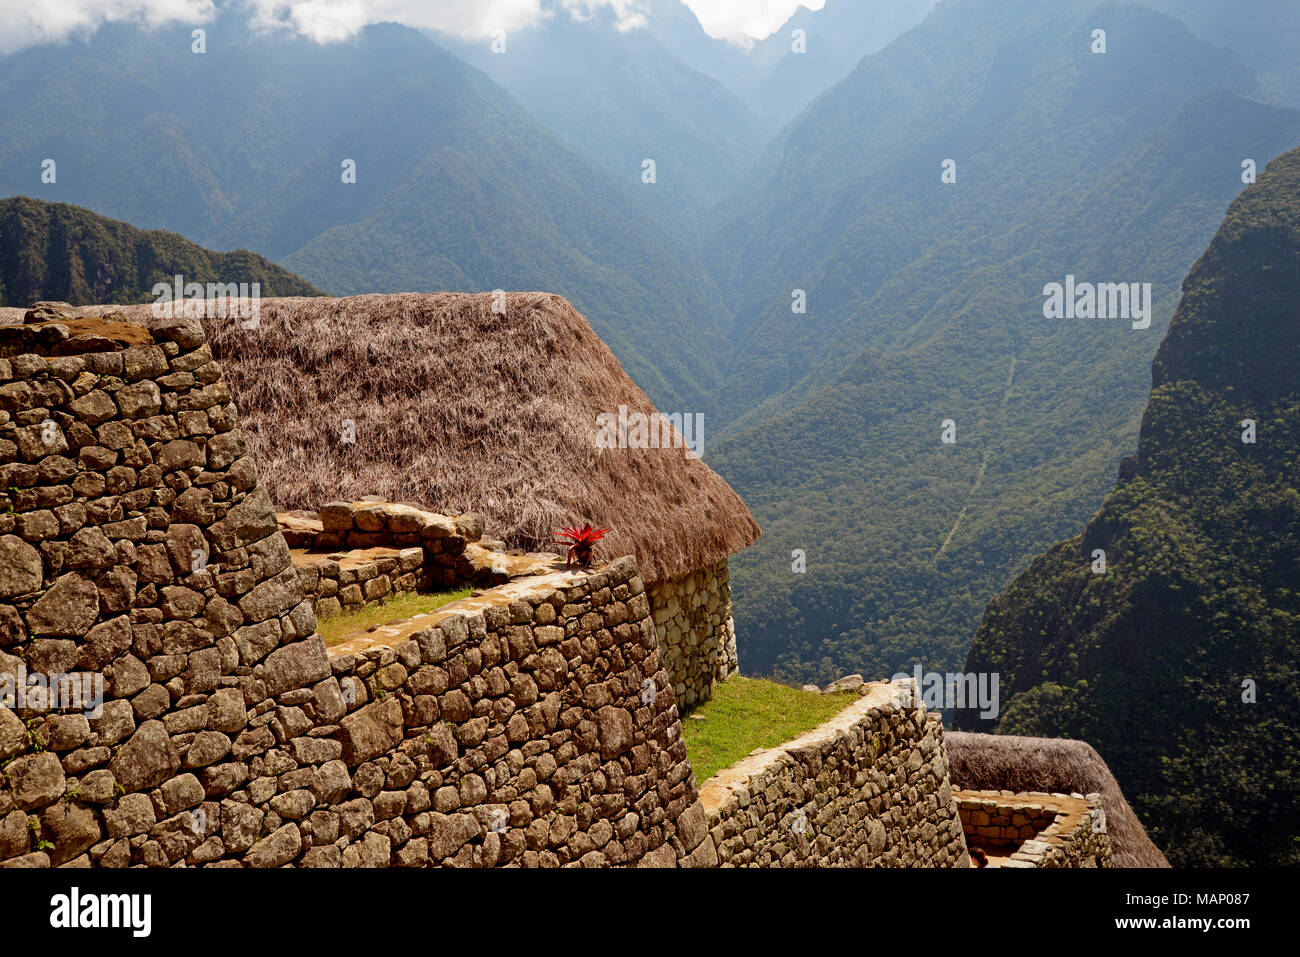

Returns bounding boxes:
[945,731,1169,868]
[0,293,758,584]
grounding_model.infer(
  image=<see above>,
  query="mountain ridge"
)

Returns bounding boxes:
[0,195,320,306]
[955,145,1300,867]
[705,0,1300,689]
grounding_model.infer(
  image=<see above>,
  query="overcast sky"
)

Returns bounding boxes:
[0,0,829,55]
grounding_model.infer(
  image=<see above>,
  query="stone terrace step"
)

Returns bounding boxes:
[327,567,596,657]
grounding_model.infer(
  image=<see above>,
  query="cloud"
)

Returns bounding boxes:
[681,0,824,46]
[0,0,822,54]
[0,0,217,55]
[242,0,658,43]
[246,1,555,43]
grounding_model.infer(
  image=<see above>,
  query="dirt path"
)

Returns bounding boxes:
[936,355,1017,560]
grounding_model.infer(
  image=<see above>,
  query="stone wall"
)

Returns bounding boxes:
[0,314,319,866]
[696,681,970,867]
[647,559,736,712]
[294,503,742,718]
[313,502,492,588]
[0,315,712,867]
[284,555,708,868]
[957,789,1111,868]
[281,502,566,623]
[293,547,426,620]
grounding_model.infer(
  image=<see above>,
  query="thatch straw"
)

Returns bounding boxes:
[0,293,758,584]
[945,731,1169,868]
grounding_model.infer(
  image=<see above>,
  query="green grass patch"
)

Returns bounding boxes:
[317,588,473,645]
[681,676,856,784]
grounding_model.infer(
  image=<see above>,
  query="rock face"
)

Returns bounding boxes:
[956,146,1300,868]
[823,674,864,695]
[0,316,706,867]
[0,535,42,597]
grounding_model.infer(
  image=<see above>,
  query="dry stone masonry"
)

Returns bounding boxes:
[281,501,562,622]
[0,311,1112,869]
[697,681,971,867]
[0,314,712,867]
[314,502,492,586]
[0,313,321,866]
[291,545,426,620]
[648,559,737,711]
[957,789,1111,868]
[294,555,709,868]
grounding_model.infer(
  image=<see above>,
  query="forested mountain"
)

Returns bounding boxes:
[439,10,768,237]
[737,0,937,126]
[1134,0,1300,108]
[705,0,1300,686]
[0,196,319,305]
[438,0,935,232]
[0,15,728,415]
[640,0,763,95]
[956,147,1300,867]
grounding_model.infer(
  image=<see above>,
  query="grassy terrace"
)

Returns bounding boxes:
[681,676,856,784]
[316,589,473,646]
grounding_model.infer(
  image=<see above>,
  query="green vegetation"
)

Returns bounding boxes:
[681,676,855,783]
[0,18,730,417]
[957,147,1300,867]
[316,588,472,646]
[1145,0,1300,108]
[705,0,1300,687]
[0,196,320,306]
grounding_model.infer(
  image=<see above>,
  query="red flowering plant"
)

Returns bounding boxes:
[554,523,610,568]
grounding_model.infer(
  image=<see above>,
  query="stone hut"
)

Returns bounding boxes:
[16,294,760,710]
[945,732,1168,867]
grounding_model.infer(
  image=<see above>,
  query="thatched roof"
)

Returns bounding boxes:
[945,732,1169,867]
[0,294,758,583]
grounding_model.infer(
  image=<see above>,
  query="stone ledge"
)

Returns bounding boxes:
[698,682,907,818]
[326,558,635,659]
[696,677,969,868]
[0,307,161,359]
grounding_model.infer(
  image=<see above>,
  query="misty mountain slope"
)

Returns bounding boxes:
[956,146,1300,867]
[1135,0,1300,108]
[0,196,320,306]
[710,0,1261,421]
[0,17,730,415]
[0,19,375,237]
[705,0,1300,687]
[222,25,731,413]
[276,137,727,410]
[643,0,936,128]
[741,0,937,127]
[440,11,768,238]
[640,0,762,95]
